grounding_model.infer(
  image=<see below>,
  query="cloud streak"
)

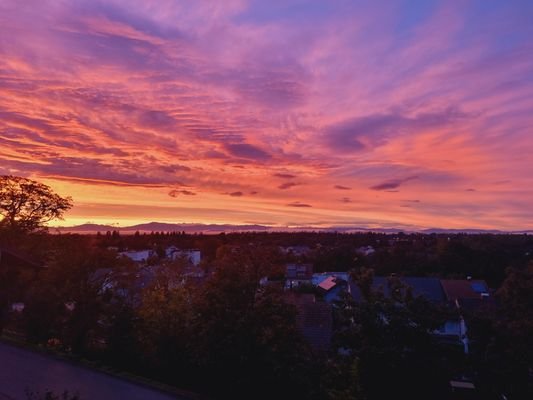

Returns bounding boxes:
[370,176,419,191]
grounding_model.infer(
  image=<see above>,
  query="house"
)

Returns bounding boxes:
[284,293,332,352]
[89,268,115,293]
[118,250,154,263]
[433,317,469,354]
[11,302,25,312]
[167,247,201,266]
[285,263,313,289]
[318,276,337,292]
[0,246,44,270]
[1,247,44,319]
[355,245,376,256]
[349,276,446,304]
[347,275,470,352]
[280,246,311,257]
[312,272,350,302]
[440,278,495,311]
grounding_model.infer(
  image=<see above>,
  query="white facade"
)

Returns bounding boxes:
[167,247,201,266]
[356,246,375,256]
[119,250,153,263]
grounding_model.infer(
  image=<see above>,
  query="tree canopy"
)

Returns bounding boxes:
[0,175,72,233]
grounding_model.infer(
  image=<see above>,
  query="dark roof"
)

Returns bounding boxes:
[402,277,446,302]
[286,263,313,280]
[350,276,445,303]
[0,246,43,269]
[284,293,332,352]
[440,279,489,302]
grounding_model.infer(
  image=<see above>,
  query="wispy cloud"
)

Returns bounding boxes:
[274,173,296,179]
[278,182,300,190]
[370,176,419,191]
[287,202,312,208]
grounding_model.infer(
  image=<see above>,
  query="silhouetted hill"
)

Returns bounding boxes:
[52,222,532,235]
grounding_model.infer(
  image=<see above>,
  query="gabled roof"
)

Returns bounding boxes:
[402,277,446,303]
[286,263,313,280]
[318,276,337,291]
[284,293,332,352]
[0,246,43,269]
[349,276,445,303]
[440,279,489,301]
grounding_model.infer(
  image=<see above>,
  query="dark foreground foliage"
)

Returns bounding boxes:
[1,231,532,399]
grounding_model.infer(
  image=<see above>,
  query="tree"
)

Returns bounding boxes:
[0,175,72,233]
[330,269,451,399]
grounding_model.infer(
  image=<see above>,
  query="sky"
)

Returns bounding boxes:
[1,0,532,230]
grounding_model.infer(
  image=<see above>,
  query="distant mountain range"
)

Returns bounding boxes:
[51,222,533,235]
[52,222,270,234]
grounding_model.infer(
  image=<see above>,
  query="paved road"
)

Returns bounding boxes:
[0,342,187,400]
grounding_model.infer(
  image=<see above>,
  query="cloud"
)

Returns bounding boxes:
[203,150,228,159]
[340,197,353,203]
[370,176,419,191]
[169,190,196,197]
[278,182,300,190]
[324,108,469,153]
[0,155,186,187]
[223,143,271,161]
[228,191,243,197]
[159,164,191,173]
[274,173,296,179]
[287,202,312,208]
[334,185,351,190]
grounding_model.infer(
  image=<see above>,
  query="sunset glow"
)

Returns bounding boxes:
[1,0,532,230]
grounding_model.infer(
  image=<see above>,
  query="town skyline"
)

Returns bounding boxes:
[1,0,532,230]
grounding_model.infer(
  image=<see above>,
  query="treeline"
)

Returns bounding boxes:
[84,230,532,287]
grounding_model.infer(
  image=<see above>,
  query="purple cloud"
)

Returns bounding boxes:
[370,176,419,191]
[278,182,300,190]
[223,143,271,161]
[159,164,191,173]
[274,173,296,179]
[324,108,469,153]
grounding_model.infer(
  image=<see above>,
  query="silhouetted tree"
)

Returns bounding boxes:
[331,269,450,399]
[0,175,72,234]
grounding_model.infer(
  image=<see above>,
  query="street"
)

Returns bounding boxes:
[0,342,188,400]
